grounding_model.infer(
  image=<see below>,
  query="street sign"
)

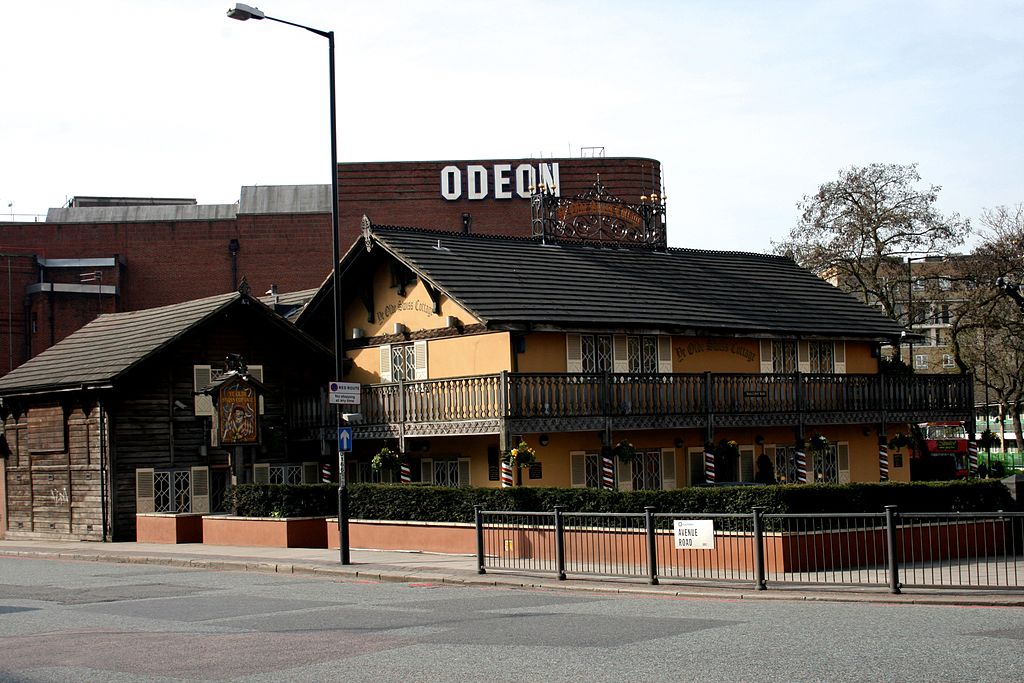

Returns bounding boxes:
[337,426,353,452]
[328,381,361,405]
[673,519,715,550]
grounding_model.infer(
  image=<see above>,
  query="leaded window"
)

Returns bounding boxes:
[433,460,460,487]
[391,344,417,382]
[813,445,838,483]
[580,335,614,373]
[154,469,192,513]
[269,464,302,485]
[632,450,662,490]
[584,453,601,488]
[772,341,797,373]
[809,342,834,374]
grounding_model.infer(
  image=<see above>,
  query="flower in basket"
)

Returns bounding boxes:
[371,447,401,473]
[809,433,830,453]
[714,439,740,459]
[980,430,1001,450]
[612,440,636,463]
[505,441,537,468]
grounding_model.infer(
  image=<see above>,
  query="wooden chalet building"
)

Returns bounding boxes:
[296,214,974,491]
[0,288,332,541]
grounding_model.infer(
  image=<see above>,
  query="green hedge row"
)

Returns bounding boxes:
[230,479,1016,521]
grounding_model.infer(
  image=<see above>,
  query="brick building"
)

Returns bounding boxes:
[0,156,661,377]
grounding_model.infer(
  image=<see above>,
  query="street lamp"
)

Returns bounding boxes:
[227,3,349,565]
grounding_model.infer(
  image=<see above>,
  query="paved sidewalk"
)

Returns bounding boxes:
[2,538,1023,607]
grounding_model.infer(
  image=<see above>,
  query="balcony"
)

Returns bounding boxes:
[322,372,974,440]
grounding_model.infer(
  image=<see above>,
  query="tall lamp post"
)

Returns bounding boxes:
[227,3,349,565]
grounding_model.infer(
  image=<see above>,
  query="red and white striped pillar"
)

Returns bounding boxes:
[879,442,889,481]
[400,462,411,484]
[795,449,807,484]
[968,440,979,477]
[321,463,332,483]
[601,456,615,490]
[500,461,514,487]
[704,448,716,484]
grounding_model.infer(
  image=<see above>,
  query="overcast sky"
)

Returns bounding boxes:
[1,0,1021,252]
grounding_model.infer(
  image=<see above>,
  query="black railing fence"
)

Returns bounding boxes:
[475,506,1024,593]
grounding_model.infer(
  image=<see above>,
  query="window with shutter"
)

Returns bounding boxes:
[253,463,271,484]
[302,462,319,484]
[797,341,811,373]
[660,448,676,490]
[759,340,773,374]
[613,335,629,373]
[739,446,755,483]
[837,442,851,484]
[616,456,633,491]
[458,458,471,487]
[834,342,847,374]
[686,448,704,487]
[379,345,393,382]
[570,451,587,488]
[414,340,428,380]
[420,458,433,483]
[136,468,155,513]
[190,467,210,514]
[566,334,583,373]
[657,336,673,373]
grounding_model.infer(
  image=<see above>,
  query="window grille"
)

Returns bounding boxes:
[772,341,798,373]
[813,445,839,483]
[154,469,193,513]
[391,344,417,382]
[809,341,834,373]
[632,450,662,490]
[433,460,460,487]
[584,453,601,488]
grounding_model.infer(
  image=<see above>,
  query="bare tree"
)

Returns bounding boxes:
[950,204,1024,449]
[774,163,970,320]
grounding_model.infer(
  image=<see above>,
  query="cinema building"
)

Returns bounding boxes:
[0,156,975,541]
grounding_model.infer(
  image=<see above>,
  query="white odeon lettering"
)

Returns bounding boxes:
[440,163,560,201]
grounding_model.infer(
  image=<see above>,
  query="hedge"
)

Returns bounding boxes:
[229,479,1016,521]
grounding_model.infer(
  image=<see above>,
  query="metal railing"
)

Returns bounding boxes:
[475,506,1024,592]
[352,371,972,428]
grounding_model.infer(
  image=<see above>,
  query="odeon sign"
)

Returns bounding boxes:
[440,162,560,201]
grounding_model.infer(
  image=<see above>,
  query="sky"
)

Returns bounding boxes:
[1,0,1022,253]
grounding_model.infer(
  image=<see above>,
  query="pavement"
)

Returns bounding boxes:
[2,538,1023,608]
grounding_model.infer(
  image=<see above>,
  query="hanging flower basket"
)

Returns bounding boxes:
[809,433,830,453]
[888,433,913,449]
[371,447,401,473]
[979,430,1001,450]
[612,440,636,463]
[713,439,740,459]
[505,441,537,469]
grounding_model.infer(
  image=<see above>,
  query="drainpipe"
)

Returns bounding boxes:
[229,239,240,291]
[98,397,109,542]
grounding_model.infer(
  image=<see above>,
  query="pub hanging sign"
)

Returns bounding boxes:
[218,376,259,446]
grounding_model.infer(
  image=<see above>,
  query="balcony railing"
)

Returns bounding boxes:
[336,372,972,430]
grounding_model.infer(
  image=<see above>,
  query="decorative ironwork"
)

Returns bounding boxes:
[531,177,666,247]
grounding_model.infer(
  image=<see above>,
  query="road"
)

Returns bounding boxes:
[1,557,1022,682]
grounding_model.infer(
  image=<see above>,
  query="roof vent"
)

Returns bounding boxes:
[445,315,459,329]
[352,327,365,339]
[433,239,449,251]
[393,322,407,336]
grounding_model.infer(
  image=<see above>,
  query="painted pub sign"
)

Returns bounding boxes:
[217,376,259,446]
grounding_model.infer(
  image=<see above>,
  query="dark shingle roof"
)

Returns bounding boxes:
[360,226,903,339]
[0,292,245,395]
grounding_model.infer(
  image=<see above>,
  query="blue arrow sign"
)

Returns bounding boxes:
[337,427,353,452]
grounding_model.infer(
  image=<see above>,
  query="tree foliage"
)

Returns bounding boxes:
[773,163,970,320]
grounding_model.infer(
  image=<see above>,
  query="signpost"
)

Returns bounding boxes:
[673,519,715,550]
[329,381,361,405]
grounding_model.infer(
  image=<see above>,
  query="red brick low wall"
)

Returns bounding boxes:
[136,514,204,544]
[327,519,476,554]
[202,516,327,548]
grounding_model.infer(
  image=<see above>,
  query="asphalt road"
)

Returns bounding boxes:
[1,557,1022,682]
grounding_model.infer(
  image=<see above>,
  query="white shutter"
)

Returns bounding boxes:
[660,448,676,489]
[414,340,428,380]
[566,334,583,372]
[249,364,265,414]
[302,461,319,484]
[379,345,392,382]
[136,468,155,513]
[190,466,210,514]
[834,342,847,374]
[739,446,755,482]
[420,458,433,484]
[837,442,851,484]
[613,335,629,373]
[253,463,271,484]
[616,457,633,491]
[657,336,673,374]
[687,448,704,487]
[797,341,811,373]
[570,451,587,488]
[193,365,214,416]
[458,457,471,487]
[759,341,773,374]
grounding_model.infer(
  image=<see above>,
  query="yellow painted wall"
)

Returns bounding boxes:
[517,333,568,373]
[343,261,477,337]
[672,337,760,373]
[844,341,879,374]
[428,333,511,378]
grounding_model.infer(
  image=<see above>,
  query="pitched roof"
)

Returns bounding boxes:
[354,225,904,339]
[0,291,327,396]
